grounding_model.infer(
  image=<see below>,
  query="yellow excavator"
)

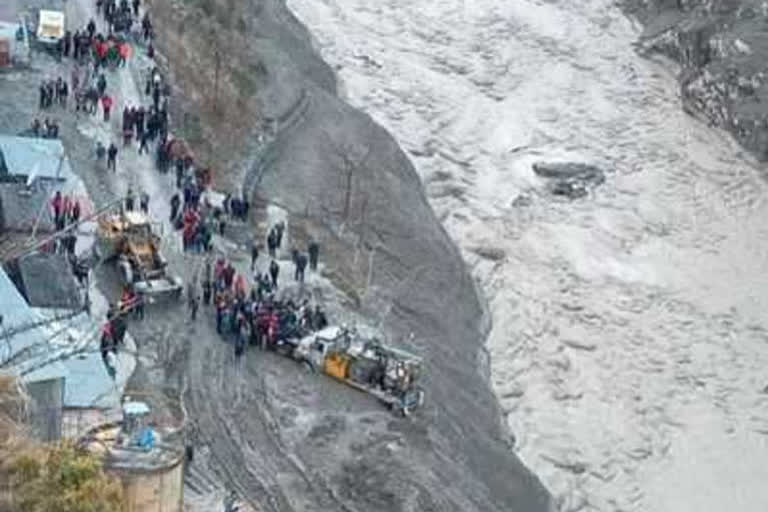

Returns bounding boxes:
[96,210,182,299]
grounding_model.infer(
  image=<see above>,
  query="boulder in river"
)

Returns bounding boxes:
[532,161,606,198]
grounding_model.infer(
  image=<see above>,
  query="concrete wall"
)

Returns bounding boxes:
[117,460,184,512]
[24,377,63,441]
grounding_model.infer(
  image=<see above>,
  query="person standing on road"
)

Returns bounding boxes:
[72,29,80,59]
[87,18,96,39]
[97,74,107,97]
[188,286,199,321]
[101,94,113,122]
[266,228,277,258]
[51,191,63,228]
[59,79,69,108]
[202,279,212,306]
[294,252,308,283]
[269,259,279,289]
[138,129,150,155]
[170,193,180,223]
[275,221,285,248]
[234,315,247,364]
[215,293,226,334]
[250,239,260,271]
[125,187,135,212]
[71,200,81,224]
[107,143,118,171]
[95,141,106,161]
[308,241,319,271]
[63,31,71,57]
[139,191,150,213]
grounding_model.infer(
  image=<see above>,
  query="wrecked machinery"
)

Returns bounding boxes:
[96,210,183,298]
[290,326,426,416]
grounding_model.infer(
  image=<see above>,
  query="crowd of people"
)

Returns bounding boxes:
[39,77,69,109]
[35,1,334,376]
[29,118,61,139]
[193,249,329,362]
[35,0,165,175]
[50,190,83,230]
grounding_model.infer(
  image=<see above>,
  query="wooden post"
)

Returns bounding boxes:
[213,49,220,114]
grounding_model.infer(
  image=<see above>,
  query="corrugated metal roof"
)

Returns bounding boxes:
[59,351,119,409]
[0,266,68,382]
[0,267,116,408]
[0,135,75,183]
[0,181,55,232]
[11,253,83,309]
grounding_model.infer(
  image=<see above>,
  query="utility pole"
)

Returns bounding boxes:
[213,48,220,114]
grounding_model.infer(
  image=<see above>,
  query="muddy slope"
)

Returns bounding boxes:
[622,0,768,161]
[149,0,551,510]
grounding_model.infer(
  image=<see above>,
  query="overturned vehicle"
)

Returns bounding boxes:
[290,326,426,416]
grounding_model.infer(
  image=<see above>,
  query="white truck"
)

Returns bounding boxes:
[36,9,64,46]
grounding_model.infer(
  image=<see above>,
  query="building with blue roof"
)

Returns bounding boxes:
[0,264,123,440]
[0,135,79,233]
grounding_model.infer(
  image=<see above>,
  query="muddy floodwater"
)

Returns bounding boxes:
[285,0,768,510]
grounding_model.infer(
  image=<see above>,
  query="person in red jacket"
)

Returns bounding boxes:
[101,94,113,122]
[96,41,108,67]
[71,200,81,224]
[118,42,131,67]
[51,190,63,227]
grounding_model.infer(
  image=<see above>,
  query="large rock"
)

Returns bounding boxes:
[533,161,606,199]
[622,0,768,160]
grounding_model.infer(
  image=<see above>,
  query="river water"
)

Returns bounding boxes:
[285,0,768,510]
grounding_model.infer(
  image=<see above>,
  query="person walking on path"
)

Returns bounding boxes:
[101,94,113,122]
[250,239,260,271]
[269,259,279,289]
[107,143,118,171]
[267,228,277,258]
[95,141,106,163]
[51,191,63,228]
[138,129,150,154]
[170,193,180,223]
[71,200,81,224]
[188,285,199,321]
[308,241,319,271]
[294,252,308,283]
[97,74,107,97]
[202,279,212,306]
[215,293,226,334]
[275,221,285,248]
[139,191,150,213]
[125,187,135,212]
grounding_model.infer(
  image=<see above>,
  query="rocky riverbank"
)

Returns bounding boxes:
[146,0,552,510]
[621,0,768,161]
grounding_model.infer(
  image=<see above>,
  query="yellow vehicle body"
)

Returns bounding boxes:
[323,353,350,380]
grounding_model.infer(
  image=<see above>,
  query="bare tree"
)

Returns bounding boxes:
[328,139,372,225]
